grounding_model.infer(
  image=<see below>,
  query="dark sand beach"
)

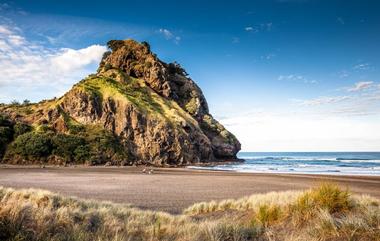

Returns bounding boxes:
[0,166,379,214]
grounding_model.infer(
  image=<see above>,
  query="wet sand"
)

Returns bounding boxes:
[0,166,379,214]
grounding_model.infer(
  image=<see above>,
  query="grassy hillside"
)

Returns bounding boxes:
[74,74,198,128]
[0,183,379,241]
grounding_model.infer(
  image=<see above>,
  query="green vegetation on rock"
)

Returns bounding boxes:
[0,115,32,159]
[0,111,128,165]
[77,75,165,115]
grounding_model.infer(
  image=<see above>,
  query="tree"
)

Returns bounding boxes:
[10,100,20,105]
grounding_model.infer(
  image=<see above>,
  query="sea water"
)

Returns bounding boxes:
[190,152,380,175]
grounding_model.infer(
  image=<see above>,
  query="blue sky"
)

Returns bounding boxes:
[0,0,379,151]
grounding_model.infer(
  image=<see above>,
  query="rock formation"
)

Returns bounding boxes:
[0,39,240,166]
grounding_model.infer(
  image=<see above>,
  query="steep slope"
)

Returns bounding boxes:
[0,39,240,166]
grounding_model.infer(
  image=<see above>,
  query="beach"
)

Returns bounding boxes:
[0,166,379,214]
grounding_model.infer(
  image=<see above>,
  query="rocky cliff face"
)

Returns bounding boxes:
[0,39,240,166]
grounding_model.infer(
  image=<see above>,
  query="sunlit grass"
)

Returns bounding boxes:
[1,183,379,241]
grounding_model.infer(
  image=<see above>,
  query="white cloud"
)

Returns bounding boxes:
[51,45,107,72]
[244,23,273,33]
[295,96,351,106]
[219,110,380,152]
[353,63,370,70]
[278,74,300,81]
[278,74,317,84]
[0,22,107,103]
[159,28,174,39]
[219,81,380,151]
[347,81,374,92]
[158,28,181,44]
[291,84,380,118]
[245,26,259,33]
[0,25,12,35]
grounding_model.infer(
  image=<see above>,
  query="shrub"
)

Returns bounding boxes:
[0,126,13,158]
[73,145,91,163]
[36,124,52,133]
[51,134,88,162]
[13,122,32,137]
[0,126,13,143]
[0,115,12,126]
[86,128,128,164]
[11,132,53,159]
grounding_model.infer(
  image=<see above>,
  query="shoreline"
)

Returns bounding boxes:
[3,163,380,177]
[187,165,380,176]
[1,165,380,214]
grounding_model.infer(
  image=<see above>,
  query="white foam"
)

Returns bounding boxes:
[188,164,380,176]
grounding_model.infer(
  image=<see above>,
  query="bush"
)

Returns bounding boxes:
[0,126,13,158]
[0,126,13,143]
[73,145,91,162]
[0,116,14,159]
[52,134,89,162]
[11,132,53,159]
[86,128,128,164]
[0,115,12,127]
[13,123,32,137]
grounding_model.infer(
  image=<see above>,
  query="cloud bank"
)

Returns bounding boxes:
[0,23,107,103]
[347,81,374,92]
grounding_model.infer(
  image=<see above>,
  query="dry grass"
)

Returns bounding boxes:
[184,190,302,215]
[0,183,379,241]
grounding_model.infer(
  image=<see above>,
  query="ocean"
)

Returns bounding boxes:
[190,152,380,175]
